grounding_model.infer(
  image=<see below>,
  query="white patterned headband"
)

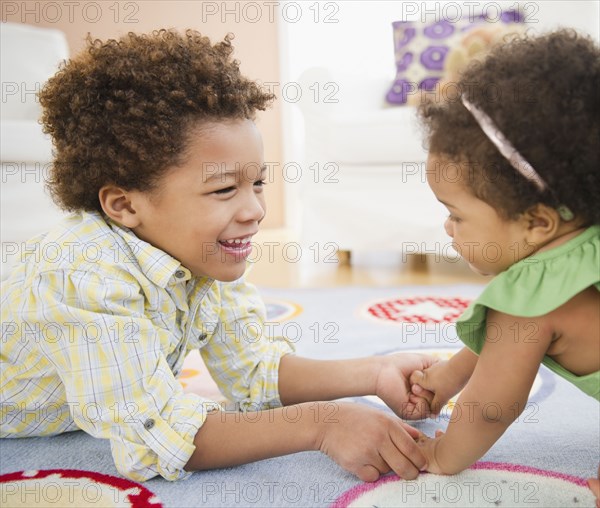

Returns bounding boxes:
[461,95,574,221]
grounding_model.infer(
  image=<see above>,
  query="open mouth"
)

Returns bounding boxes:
[218,235,254,258]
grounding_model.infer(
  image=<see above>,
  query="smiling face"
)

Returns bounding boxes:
[128,119,266,281]
[426,154,536,276]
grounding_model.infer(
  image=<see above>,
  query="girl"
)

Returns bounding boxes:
[408,29,599,495]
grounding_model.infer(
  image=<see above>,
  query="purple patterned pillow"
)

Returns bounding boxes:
[386,10,524,105]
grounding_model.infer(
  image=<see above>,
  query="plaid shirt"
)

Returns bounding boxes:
[0,211,294,481]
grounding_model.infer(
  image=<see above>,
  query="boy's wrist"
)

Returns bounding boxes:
[306,401,329,452]
[293,401,346,453]
[364,356,385,396]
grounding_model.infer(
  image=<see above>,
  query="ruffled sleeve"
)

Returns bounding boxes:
[456,225,600,400]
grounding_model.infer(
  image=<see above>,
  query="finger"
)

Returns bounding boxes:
[390,424,428,473]
[398,421,422,440]
[430,396,446,416]
[406,395,432,419]
[590,478,600,508]
[381,450,420,480]
[380,431,422,480]
[399,400,419,420]
[408,393,422,404]
[435,429,445,438]
[421,354,440,369]
[403,396,428,419]
[411,383,424,394]
[360,453,391,481]
[409,370,424,386]
[412,385,435,407]
[418,387,435,401]
[588,478,600,498]
[356,464,382,483]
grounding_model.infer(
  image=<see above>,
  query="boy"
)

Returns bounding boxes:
[1,29,433,482]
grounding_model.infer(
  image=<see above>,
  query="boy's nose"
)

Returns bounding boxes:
[238,192,266,223]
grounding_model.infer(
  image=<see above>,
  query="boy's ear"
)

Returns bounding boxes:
[521,203,560,244]
[98,185,141,228]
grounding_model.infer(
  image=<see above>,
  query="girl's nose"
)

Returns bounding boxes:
[444,217,454,237]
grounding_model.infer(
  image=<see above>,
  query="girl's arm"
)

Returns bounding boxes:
[425,310,553,474]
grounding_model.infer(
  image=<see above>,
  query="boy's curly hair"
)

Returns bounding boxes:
[40,29,275,212]
[418,29,600,224]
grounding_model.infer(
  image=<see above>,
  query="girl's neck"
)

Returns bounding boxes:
[534,224,588,255]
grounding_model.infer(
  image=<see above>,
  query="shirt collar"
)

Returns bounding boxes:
[103,214,196,288]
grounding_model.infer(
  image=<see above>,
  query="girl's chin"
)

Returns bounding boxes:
[468,263,492,277]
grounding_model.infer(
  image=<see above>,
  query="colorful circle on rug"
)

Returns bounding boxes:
[178,350,228,403]
[0,469,162,507]
[363,296,471,324]
[332,462,595,508]
[179,368,200,379]
[359,348,555,417]
[178,368,200,390]
[264,299,303,321]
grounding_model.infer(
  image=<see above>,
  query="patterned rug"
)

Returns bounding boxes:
[1,284,598,507]
[0,469,163,507]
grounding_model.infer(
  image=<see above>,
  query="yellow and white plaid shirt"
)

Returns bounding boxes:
[0,211,294,482]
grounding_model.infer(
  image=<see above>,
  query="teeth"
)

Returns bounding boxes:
[221,236,251,245]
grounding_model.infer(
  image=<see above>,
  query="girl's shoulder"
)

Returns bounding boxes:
[456,225,599,352]
[457,226,600,401]
[480,225,600,317]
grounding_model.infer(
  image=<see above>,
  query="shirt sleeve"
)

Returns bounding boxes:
[30,269,213,482]
[199,277,295,410]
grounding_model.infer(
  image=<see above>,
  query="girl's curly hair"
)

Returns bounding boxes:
[418,29,600,224]
[40,29,275,212]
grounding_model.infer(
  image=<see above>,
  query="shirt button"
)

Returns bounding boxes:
[174,270,185,279]
[143,418,155,430]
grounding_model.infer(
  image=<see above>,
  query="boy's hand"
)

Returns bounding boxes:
[374,353,438,420]
[409,360,464,417]
[316,402,427,481]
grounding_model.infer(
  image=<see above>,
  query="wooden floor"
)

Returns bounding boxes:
[246,229,487,288]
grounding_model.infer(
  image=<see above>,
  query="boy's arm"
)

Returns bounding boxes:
[277,353,438,419]
[185,400,427,481]
[427,310,553,474]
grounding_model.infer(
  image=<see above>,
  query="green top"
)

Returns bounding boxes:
[456,225,600,401]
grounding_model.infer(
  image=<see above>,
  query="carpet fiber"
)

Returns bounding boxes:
[1,284,598,507]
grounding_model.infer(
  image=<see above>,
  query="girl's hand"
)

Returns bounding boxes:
[416,430,446,474]
[316,402,428,482]
[588,463,600,508]
[374,353,438,420]
[409,360,465,417]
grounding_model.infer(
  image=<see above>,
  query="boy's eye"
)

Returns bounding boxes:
[254,179,267,188]
[214,186,236,195]
[447,214,461,223]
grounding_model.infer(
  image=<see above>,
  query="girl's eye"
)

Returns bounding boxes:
[214,186,236,195]
[254,179,267,189]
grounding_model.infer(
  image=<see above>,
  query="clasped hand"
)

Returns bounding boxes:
[316,353,438,482]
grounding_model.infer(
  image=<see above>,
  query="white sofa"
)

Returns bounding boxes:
[1,23,69,277]
[296,67,450,257]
